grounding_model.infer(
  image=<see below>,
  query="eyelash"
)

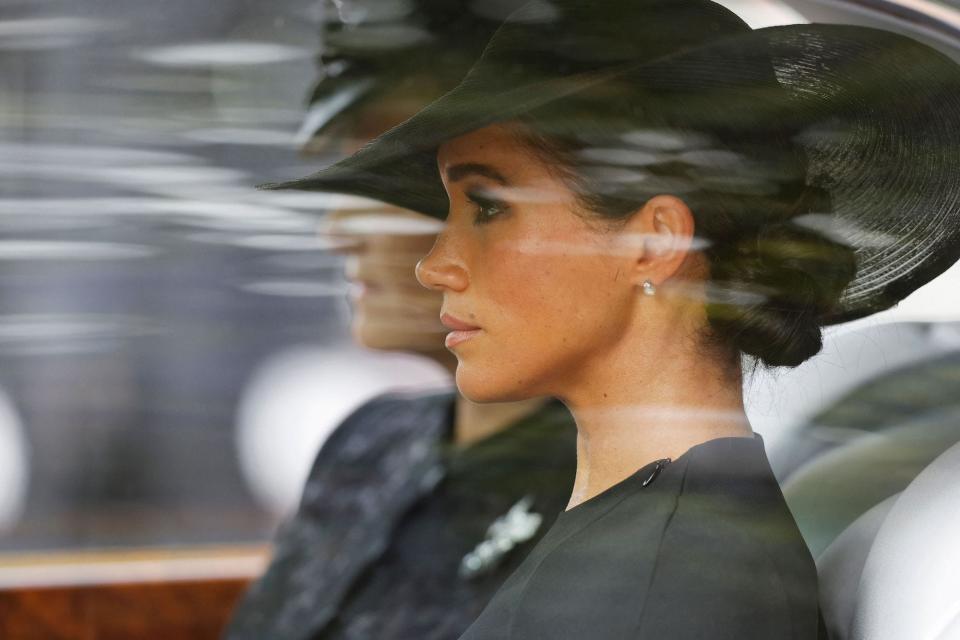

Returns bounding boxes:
[466,189,508,225]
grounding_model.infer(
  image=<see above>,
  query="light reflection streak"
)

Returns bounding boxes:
[0,112,190,138]
[0,17,122,37]
[0,36,94,51]
[0,143,201,166]
[0,16,122,50]
[0,197,312,223]
[93,73,238,94]
[213,107,308,125]
[239,280,349,297]
[510,233,711,257]
[326,213,444,236]
[230,234,344,251]
[0,163,248,186]
[0,217,106,232]
[177,218,317,233]
[572,403,753,428]
[712,0,808,28]
[793,213,898,249]
[187,233,344,251]
[0,314,164,355]
[180,127,298,147]
[133,41,315,67]
[250,191,386,211]
[131,181,379,211]
[0,241,158,261]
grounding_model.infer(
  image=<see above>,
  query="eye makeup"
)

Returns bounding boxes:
[466,187,509,225]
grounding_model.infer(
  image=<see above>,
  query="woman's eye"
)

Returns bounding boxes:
[466,190,507,225]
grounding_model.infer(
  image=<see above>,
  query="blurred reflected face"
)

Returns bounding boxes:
[417,124,639,402]
[327,208,448,354]
[316,82,452,356]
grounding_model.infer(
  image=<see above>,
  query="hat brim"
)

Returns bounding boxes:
[262,23,960,326]
[265,65,622,216]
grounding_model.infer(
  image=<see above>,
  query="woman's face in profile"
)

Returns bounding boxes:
[326,208,448,354]
[419,124,642,402]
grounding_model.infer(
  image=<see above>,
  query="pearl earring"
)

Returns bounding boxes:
[641,280,656,296]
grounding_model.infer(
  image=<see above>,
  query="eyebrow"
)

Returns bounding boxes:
[444,162,511,185]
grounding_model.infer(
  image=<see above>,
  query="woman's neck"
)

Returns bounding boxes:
[560,347,752,511]
[453,395,550,447]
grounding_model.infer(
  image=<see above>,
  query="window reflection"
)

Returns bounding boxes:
[2,1,960,639]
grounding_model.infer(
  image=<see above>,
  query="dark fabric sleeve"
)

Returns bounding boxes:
[222,395,393,640]
[296,393,399,507]
[635,502,820,639]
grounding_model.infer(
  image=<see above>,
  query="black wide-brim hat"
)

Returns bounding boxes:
[264,0,960,325]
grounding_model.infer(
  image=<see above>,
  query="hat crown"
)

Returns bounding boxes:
[464,0,754,84]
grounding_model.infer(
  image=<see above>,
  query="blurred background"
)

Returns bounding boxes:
[1,0,960,636]
[0,0,458,552]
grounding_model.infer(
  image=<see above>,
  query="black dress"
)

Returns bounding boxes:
[458,435,825,640]
[225,391,578,640]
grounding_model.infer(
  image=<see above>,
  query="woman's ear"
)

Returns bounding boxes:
[622,194,695,287]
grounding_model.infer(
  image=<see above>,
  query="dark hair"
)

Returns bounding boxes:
[511,101,858,368]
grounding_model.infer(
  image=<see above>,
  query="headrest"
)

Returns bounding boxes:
[851,440,960,640]
[784,405,960,557]
[817,494,899,640]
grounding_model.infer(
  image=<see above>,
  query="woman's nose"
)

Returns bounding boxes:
[415,233,469,292]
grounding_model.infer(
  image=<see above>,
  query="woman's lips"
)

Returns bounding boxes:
[441,313,482,348]
[445,328,482,349]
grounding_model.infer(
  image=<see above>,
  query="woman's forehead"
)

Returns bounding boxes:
[438,124,525,167]
[437,123,548,188]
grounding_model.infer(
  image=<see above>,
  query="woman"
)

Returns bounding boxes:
[226,4,578,640]
[265,0,960,637]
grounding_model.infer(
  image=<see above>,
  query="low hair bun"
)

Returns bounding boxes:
[706,221,858,368]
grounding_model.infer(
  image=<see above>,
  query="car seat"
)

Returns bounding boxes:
[817,440,960,639]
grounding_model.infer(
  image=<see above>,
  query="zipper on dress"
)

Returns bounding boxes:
[641,458,672,487]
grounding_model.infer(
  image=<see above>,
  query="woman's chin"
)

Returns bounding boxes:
[352,320,446,354]
[454,366,534,404]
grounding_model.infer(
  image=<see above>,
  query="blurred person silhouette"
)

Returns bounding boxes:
[264,0,960,637]
[225,2,576,639]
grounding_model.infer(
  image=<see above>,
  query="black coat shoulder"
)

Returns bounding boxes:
[636,438,820,639]
[459,435,821,640]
